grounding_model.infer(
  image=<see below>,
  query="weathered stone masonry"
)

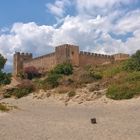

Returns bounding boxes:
[13,44,129,75]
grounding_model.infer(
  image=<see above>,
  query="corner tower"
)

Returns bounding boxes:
[55,44,79,66]
[13,52,32,76]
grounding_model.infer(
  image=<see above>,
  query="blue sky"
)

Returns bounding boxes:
[0,0,140,71]
[0,0,55,27]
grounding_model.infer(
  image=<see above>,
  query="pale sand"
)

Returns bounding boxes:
[0,95,140,140]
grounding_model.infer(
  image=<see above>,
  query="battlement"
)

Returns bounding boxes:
[56,44,79,48]
[13,44,129,76]
[24,52,55,63]
[79,51,113,58]
[14,52,32,57]
[113,53,129,61]
[13,52,33,76]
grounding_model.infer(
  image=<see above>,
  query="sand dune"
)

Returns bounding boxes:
[0,95,140,140]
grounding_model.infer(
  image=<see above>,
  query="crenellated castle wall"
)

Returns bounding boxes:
[23,52,56,73]
[79,51,114,66]
[13,44,129,76]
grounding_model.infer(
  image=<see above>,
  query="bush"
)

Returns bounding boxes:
[88,68,102,80]
[0,54,6,70]
[0,53,11,85]
[13,87,33,98]
[24,66,40,80]
[33,78,47,90]
[123,50,140,71]
[123,58,140,71]
[17,71,25,79]
[106,82,140,100]
[0,72,11,85]
[52,63,73,75]
[43,63,73,89]
[68,90,76,97]
[4,87,33,99]
[46,73,61,88]
[125,71,140,82]
[0,103,9,112]
[78,67,102,85]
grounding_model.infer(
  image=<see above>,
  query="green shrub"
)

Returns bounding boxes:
[43,63,73,89]
[91,72,102,80]
[123,58,140,71]
[78,69,102,86]
[103,66,122,78]
[52,63,73,75]
[106,82,140,100]
[123,50,140,71]
[88,68,102,80]
[33,78,47,90]
[17,71,25,79]
[46,73,61,88]
[0,103,10,112]
[12,87,33,98]
[68,90,76,97]
[3,92,11,98]
[3,86,33,99]
[125,71,140,82]
[0,53,11,85]
[0,72,11,85]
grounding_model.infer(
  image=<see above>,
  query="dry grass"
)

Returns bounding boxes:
[55,86,74,94]
[0,103,10,112]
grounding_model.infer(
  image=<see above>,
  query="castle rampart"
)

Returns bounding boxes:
[79,51,114,66]
[23,52,56,73]
[13,44,129,76]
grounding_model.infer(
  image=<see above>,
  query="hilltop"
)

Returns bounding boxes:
[0,50,140,105]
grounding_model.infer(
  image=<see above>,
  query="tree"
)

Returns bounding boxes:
[0,54,6,70]
[0,54,11,85]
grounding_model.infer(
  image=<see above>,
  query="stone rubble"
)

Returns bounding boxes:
[33,85,107,105]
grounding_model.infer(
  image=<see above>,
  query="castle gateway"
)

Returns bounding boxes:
[13,44,129,76]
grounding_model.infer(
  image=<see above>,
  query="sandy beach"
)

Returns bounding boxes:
[0,95,140,140]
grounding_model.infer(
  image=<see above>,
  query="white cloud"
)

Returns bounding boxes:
[0,0,140,71]
[46,0,71,18]
[114,10,140,34]
[75,0,138,20]
[76,0,132,8]
[0,22,55,71]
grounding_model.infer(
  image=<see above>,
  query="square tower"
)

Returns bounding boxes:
[55,44,79,66]
[13,52,32,76]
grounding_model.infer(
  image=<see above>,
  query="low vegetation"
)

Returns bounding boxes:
[0,103,10,112]
[1,50,140,101]
[33,63,73,89]
[68,90,76,97]
[3,80,34,99]
[123,50,140,71]
[0,103,17,112]
[33,50,140,100]
[105,50,140,100]
[3,87,33,99]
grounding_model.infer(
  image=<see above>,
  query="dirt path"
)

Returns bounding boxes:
[0,95,140,140]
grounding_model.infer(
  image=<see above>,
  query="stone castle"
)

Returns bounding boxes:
[13,44,129,75]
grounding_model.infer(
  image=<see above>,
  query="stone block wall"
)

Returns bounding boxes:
[13,44,129,76]
[13,52,32,76]
[113,53,129,61]
[55,44,79,66]
[23,52,56,73]
[79,51,114,66]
